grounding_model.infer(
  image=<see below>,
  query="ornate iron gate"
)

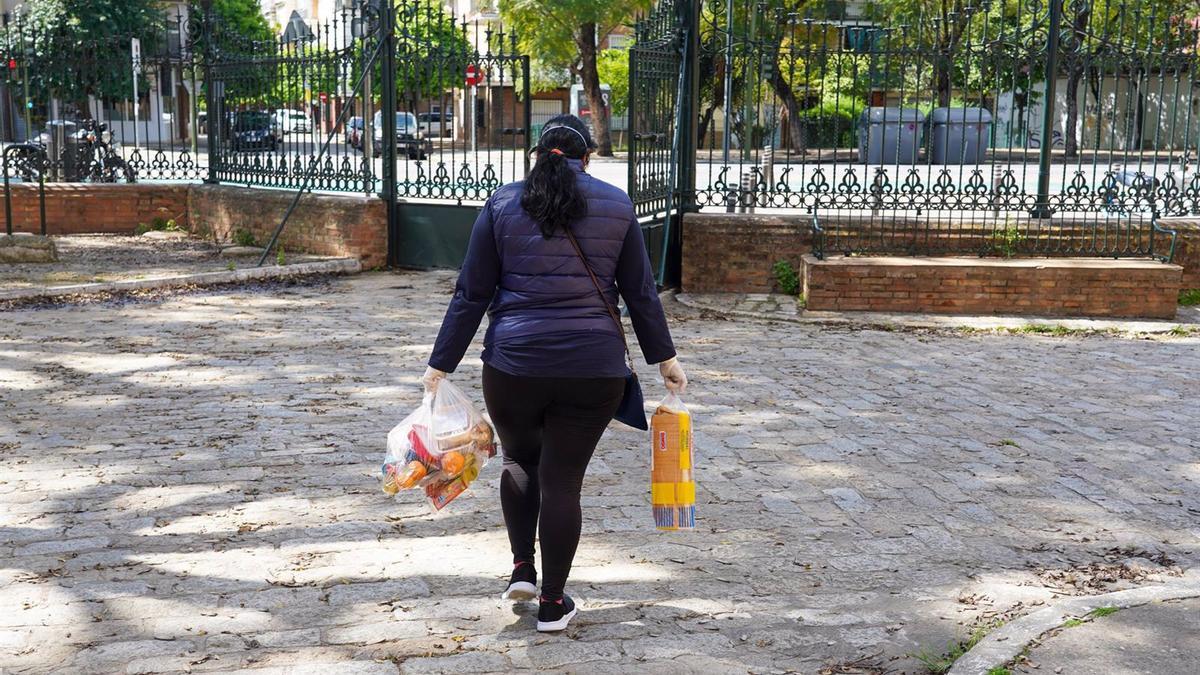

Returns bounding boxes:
[628,0,697,284]
[203,0,531,267]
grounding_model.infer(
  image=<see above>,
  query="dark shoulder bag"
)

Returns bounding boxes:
[563,227,648,430]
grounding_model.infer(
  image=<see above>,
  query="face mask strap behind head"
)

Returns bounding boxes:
[539,124,590,156]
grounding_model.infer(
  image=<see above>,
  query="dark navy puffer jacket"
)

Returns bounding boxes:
[428,159,676,378]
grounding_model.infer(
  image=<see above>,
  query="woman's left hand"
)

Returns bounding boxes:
[422,366,447,393]
[659,357,687,394]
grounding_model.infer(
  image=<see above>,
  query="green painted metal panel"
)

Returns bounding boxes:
[393,202,481,269]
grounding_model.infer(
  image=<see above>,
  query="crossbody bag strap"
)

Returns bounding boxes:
[562,227,636,372]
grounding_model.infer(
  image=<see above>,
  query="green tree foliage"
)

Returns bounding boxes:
[499,0,651,156]
[596,48,630,117]
[11,0,164,104]
[209,0,275,50]
[392,0,473,108]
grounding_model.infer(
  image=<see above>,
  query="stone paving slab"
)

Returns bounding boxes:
[1015,597,1199,674]
[1,271,1198,674]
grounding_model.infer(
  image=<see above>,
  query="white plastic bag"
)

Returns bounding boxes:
[381,380,496,511]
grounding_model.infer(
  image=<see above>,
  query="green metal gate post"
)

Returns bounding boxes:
[522,54,532,176]
[200,0,219,185]
[669,0,701,285]
[1032,0,1062,220]
[677,0,700,211]
[378,1,399,266]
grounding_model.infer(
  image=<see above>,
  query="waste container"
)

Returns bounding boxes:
[44,120,80,181]
[857,107,924,164]
[929,107,992,164]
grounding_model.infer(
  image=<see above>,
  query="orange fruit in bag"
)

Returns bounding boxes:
[440,450,465,477]
[397,460,427,489]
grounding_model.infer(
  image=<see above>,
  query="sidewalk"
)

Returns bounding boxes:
[676,292,1200,334]
[1015,597,1198,674]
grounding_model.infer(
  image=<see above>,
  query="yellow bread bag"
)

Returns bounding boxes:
[651,393,695,530]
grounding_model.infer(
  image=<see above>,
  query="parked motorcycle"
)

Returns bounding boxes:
[76,119,137,183]
[8,119,139,183]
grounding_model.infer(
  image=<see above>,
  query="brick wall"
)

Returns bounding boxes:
[685,212,1200,298]
[186,184,388,268]
[1157,218,1199,290]
[801,255,1183,319]
[1,183,188,235]
[681,213,814,293]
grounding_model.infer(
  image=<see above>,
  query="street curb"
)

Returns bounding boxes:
[0,257,362,305]
[948,569,1200,675]
[674,293,1200,335]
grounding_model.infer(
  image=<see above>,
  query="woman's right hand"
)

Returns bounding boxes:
[422,366,447,394]
[659,357,687,394]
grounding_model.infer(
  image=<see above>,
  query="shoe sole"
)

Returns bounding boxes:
[536,606,578,632]
[501,581,537,601]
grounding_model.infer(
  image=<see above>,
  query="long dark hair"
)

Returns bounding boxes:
[520,114,595,238]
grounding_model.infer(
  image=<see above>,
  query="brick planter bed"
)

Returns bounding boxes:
[800,254,1183,319]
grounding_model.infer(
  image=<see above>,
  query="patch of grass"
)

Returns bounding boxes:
[225,261,236,271]
[1167,326,1194,337]
[1008,324,1073,336]
[773,260,800,296]
[1088,605,1119,618]
[1061,618,1085,628]
[276,246,286,266]
[1179,289,1200,306]
[910,621,1000,674]
[986,668,1012,675]
[232,229,257,247]
[999,439,1021,448]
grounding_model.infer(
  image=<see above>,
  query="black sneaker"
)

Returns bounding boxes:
[536,594,577,632]
[501,561,537,601]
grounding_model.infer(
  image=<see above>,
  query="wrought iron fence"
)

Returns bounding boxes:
[0,1,531,205]
[0,7,207,185]
[639,0,1200,260]
[206,5,371,192]
[208,0,529,202]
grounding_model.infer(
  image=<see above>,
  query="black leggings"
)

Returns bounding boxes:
[481,364,625,600]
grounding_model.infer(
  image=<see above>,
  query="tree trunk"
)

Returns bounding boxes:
[935,57,952,107]
[1064,66,1082,157]
[576,22,613,157]
[1063,9,1090,158]
[769,68,804,153]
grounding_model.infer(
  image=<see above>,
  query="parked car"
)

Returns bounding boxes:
[275,109,311,134]
[345,116,364,149]
[417,111,453,137]
[231,111,279,151]
[372,111,432,159]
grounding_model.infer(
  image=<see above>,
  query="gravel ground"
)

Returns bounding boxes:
[0,234,322,290]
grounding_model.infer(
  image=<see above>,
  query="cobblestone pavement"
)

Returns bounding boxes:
[2,272,1198,674]
[0,234,323,291]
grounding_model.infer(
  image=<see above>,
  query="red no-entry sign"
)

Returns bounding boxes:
[465,64,482,87]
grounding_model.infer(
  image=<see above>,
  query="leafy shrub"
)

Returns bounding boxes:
[991,227,1025,258]
[232,229,257,247]
[773,260,800,296]
[794,101,861,149]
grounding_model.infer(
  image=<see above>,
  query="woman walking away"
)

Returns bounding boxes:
[422,114,687,632]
